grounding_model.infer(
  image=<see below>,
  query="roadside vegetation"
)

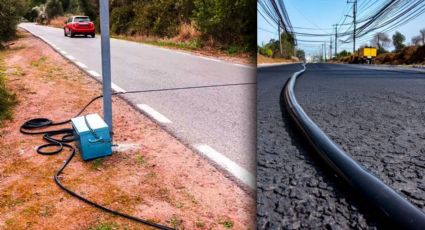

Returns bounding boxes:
[334,29,425,65]
[0,51,18,125]
[257,32,306,64]
[21,0,256,60]
[0,0,23,124]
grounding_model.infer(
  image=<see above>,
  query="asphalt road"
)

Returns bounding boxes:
[19,23,256,188]
[257,63,425,229]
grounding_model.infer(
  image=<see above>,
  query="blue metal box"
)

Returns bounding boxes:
[71,113,112,161]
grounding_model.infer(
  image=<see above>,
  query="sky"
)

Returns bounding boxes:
[257,0,425,58]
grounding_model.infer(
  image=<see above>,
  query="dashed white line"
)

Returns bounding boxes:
[60,50,67,55]
[137,104,171,124]
[75,61,87,69]
[111,82,126,93]
[88,70,101,77]
[194,144,255,189]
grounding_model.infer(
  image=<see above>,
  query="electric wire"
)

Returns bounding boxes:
[19,83,253,230]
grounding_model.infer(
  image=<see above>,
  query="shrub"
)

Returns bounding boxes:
[45,0,63,20]
[411,45,425,64]
[111,6,135,35]
[0,59,17,124]
[193,0,255,50]
[0,0,26,48]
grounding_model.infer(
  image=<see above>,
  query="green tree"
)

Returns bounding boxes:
[111,5,135,34]
[78,0,96,21]
[337,50,351,57]
[59,0,70,12]
[296,49,305,61]
[372,32,391,53]
[193,0,255,50]
[0,0,26,48]
[45,0,63,21]
[420,28,425,45]
[392,31,405,51]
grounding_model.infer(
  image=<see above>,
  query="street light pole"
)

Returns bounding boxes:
[99,0,113,132]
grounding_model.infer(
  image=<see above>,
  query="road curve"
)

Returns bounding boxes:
[19,23,256,189]
[283,64,425,229]
[257,63,425,229]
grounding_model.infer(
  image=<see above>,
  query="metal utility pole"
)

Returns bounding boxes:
[333,24,338,57]
[99,0,112,132]
[347,0,358,53]
[330,36,333,59]
[278,21,282,57]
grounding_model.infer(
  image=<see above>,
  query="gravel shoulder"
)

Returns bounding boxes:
[0,30,254,230]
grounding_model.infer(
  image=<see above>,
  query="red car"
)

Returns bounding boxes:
[64,16,95,38]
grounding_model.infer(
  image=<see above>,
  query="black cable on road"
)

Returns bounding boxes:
[280,64,425,229]
[20,83,241,230]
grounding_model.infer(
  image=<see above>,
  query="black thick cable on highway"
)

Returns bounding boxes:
[280,64,425,229]
[19,83,253,229]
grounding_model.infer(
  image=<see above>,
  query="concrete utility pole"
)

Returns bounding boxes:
[99,0,113,132]
[333,24,338,57]
[278,21,282,57]
[324,42,327,62]
[347,0,358,53]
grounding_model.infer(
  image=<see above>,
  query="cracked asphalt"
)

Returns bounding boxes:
[257,63,425,229]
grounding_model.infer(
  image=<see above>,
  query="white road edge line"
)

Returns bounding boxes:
[111,82,126,93]
[75,61,87,69]
[60,50,67,55]
[66,55,75,60]
[137,104,172,124]
[86,70,125,92]
[194,144,255,189]
[88,70,101,77]
[109,37,253,69]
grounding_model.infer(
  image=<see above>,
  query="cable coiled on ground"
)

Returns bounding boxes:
[20,96,174,230]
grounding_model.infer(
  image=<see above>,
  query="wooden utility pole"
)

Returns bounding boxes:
[333,24,338,57]
[278,21,282,57]
[347,0,358,53]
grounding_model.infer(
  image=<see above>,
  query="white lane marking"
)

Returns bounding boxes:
[194,144,255,189]
[75,61,87,69]
[111,82,126,93]
[66,55,75,60]
[60,50,67,55]
[199,56,221,63]
[87,70,125,92]
[233,63,255,69]
[137,104,171,124]
[88,70,101,77]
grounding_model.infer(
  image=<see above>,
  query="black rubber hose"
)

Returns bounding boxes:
[281,64,425,229]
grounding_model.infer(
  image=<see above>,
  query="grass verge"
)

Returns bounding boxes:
[0,50,17,125]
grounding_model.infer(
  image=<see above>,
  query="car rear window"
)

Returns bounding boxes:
[74,17,90,22]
